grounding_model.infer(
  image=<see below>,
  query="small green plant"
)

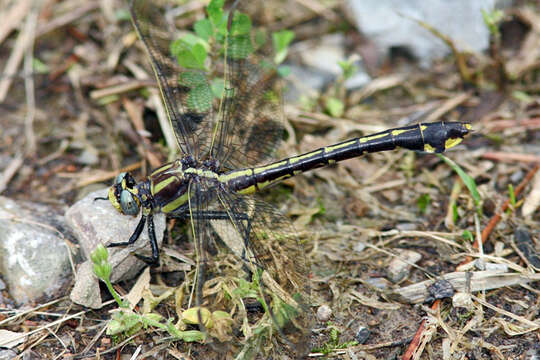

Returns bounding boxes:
[91,244,126,308]
[437,154,482,215]
[481,9,504,39]
[462,229,474,243]
[508,183,516,207]
[312,324,358,355]
[91,244,229,342]
[325,97,345,118]
[417,193,431,214]
[452,202,459,224]
[273,30,295,65]
[337,59,358,81]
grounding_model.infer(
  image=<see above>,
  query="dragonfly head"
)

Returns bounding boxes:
[107,172,141,216]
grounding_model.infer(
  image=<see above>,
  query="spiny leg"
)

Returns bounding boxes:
[106,214,160,266]
[133,214,160,266]
[107,214,146,247]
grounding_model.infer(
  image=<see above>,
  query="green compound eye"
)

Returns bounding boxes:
[115,172,127,185]
[120,190,139,215]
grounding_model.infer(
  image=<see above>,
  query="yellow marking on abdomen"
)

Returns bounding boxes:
[324,139,357,152]
[391,129,411,136]
[253,161,287,174]
[424,143,436,153]
[358,132,388,143]
[289,150,323,164]
[219,169,253,182]
[445,137,463,149]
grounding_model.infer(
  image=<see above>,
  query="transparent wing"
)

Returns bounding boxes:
[129,0,285,168]
[129,0,214,158]
[183,179,311,358]
[210,44,286,170]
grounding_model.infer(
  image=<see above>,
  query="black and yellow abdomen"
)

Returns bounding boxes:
[223,122,471,195]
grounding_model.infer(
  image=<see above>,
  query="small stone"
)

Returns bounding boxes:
[396,223,418,231]
[0,349,18,359]
[69,262,102,309]
[365,277,391,290]
[452,292,473,310]
[427,280,454,301]
[387,250,422,283]
[355,326,370,344]
[316,304,332,322]
[353,241,366,253]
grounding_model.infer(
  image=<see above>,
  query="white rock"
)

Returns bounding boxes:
[346,0,503,66]
[0,197,71,304]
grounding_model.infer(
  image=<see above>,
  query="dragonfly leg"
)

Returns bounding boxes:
[106,214,160,266]
[133,214,160,266]
[107,214,146,247]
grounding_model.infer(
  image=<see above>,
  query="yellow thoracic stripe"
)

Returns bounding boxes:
[161,192,190,213]
[152,175,177,194]
[151,162,174,176]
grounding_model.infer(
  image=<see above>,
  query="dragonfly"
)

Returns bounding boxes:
[100,0,471,357]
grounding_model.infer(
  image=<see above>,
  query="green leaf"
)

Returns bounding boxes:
[187,84,213,112]
[179,70,207,87]
[462,230,474,242]
[32,58,50,74]
[512,90,532,103]
[115,9,131,21]
[230,12,251,36]
[254,28,268,48]
[174,42,207,70]
[207,0,224,25]
[192,43,208,67]
[417,193,430,214]
[210,78,225,98]
[273,297,298,328]
[508,184,516,207]
[228,34,253,59]
[106,311,141,336]
[272,30,294,64]
[338,59,357,80]
[325,97,344,118]
[179,330,206,342]
[172,33,202,51]
[436,154,482,215]
[277,65,291,77]
[481,9,504,37]
[194,18,213,41]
